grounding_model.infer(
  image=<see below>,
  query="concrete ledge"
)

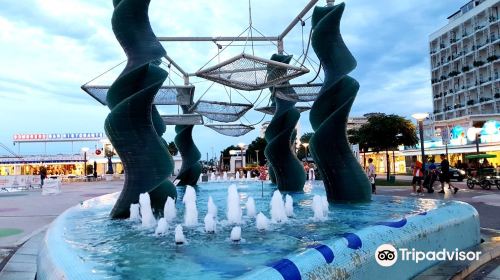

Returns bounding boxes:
[0,231,44,280]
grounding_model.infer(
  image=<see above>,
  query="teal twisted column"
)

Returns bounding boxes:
[264,54,306,191]
[309,3,371,202]
[106,0,176,219]
[174,106,202,186]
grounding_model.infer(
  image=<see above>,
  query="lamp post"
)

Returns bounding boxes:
[303,143,309,160]
[238,143,245,170]
[255,150,259,165]
[411,113,429,173]
[81,147,89,177]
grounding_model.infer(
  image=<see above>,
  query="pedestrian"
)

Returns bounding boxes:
[40,165,47,187]
[439,154,458,194]
[366,158,376,194]
[411,155,424,196]
[426,159,437,193]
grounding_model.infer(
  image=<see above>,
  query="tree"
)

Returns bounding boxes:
[104,146,116,174]
[221,145,238,168]
[349,114,418,181]
[348,127,370,168]
[246,137,267,165]
[167,141,178,156]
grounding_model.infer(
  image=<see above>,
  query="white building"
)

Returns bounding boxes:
[430,0,500,123]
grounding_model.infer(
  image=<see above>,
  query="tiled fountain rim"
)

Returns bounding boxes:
[37,192,481,280]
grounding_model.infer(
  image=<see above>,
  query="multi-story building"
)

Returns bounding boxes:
[430,0,500,124]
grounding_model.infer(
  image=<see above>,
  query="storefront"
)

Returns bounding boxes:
[359,151,407,174]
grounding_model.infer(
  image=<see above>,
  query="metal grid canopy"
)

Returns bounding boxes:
[195,53,309,91]
[254,106,311,115]
[81,85,195,106]
[274,83,322,102]
[193,100,253,123]
[205,124,254,137]
[161,114,204,125]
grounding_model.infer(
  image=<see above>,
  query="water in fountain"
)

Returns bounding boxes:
[210,172,216,181]
[164,197,176,222]
[312,195,327,221]
[321,196,329,216]
[256,212,270,231]
[139,193,156,228]
[230,226,242,242]
[174,224,186,245]
[235,172,240,180]
[183,186,198,227]
[270,190,288,223]
[207,196,217,218]
[204,213,216,233]
[246,171,251,180]
[226,184,242,224]
[246,197,256,218]
[223,172,228,181]
[129,203,140,221]
[285,195,294,217]
[155,218,168,236]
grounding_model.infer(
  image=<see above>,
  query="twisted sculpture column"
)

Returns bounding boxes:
[264,54,306,191]
[309,3,371,202]
[174,106,202,186]
[106,0,176,219]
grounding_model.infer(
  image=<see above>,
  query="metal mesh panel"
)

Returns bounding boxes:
[205,124,254,137]
[193,100,253,123]
[161,114,204,125]
[196,54,309,91]
[255,106,311,115]
[81,85,195,106]
[274,83,322,102]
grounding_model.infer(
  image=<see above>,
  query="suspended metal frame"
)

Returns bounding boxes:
[161,114,204,125]
[254,105,311,115]
[205,124,255,137]
[274,83,323,102]
[81,85,195,106]
[193,100,253,123]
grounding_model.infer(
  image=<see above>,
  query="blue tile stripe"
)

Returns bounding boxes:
[342,233,362,249]
[375,218,407,228]
[311,244,334,263]
[270,259,301,280]
[418,211,427,215]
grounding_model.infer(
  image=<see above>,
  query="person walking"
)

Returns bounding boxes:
[439,154,458,194]
[40,165,47,187]
[411,156,424,196]
[426,158,437,193]
[366,158,376,194]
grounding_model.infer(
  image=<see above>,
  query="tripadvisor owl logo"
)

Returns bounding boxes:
[375,244,398,267]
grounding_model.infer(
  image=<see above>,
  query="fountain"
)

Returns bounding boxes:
[207,196,217,218]
[129,203,140,221]
[164,196,176,222]
[230,226,242,242]
[204,213,216,233]
[270,190,288,223]
[155,218,168,236]
[37,1,482,279]
[235,171,240,181]
[285,194,294,217]
[246,197,256,218]
[256,212,270,231]
[312,195,327,221]
[183,186,198,227]
[174,224,186,245]
[216,176,221,181]
[246,171,251,180]
[223,172,228,181]
[139,193,156,228]
[226,184,242,224]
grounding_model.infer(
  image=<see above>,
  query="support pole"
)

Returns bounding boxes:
[278,0,320,40]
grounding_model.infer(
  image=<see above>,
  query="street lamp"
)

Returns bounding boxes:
[255,150,259,165]
[411,113,429,172]
[303,143,309,160]
[238,143,245,169]
[466,127,482,154]
[81,147,90,176]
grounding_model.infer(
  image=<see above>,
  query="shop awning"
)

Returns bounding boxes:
[401,143,500,156]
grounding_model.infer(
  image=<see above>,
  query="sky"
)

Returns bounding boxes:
[0,0,459,158]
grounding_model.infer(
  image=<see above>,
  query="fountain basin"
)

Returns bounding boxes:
[37,181,480,280]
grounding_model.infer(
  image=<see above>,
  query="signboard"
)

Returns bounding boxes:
[441,126,450,145]
[13,133,105,143]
